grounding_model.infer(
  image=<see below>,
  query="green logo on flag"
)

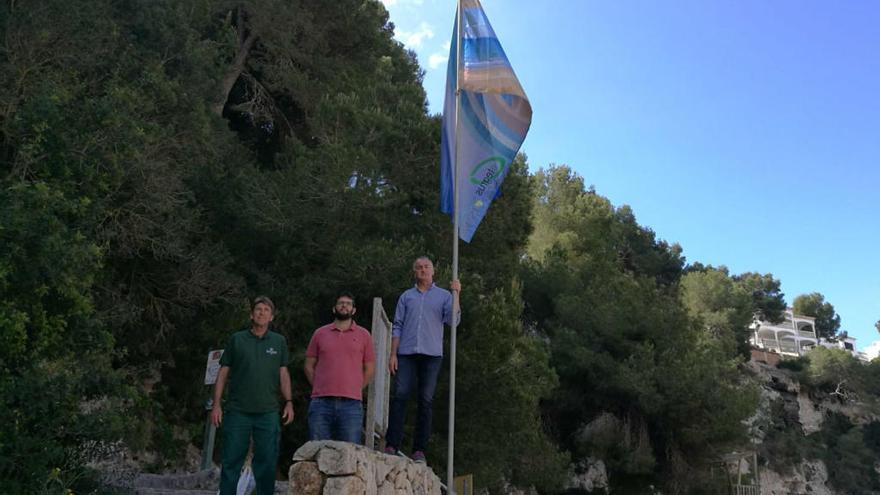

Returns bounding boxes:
[468,156,507,186]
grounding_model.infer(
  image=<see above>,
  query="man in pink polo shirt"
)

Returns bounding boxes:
[304,292,375,444]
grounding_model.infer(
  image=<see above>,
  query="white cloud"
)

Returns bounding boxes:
[864,340,880,360]
[396,21,434,49]
[427,41,450,69]
[380,0,423,5]
[428,52,448,69]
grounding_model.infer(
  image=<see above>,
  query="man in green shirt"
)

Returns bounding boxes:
[211,296,294,495]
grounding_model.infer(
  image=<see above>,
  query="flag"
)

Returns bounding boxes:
[440,0,532,243]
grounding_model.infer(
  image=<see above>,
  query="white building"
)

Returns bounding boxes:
[864,341,880,361]
[817,334,856,352]
[752,311,875,362]
[818,334,874,362]
[750,310,818,357]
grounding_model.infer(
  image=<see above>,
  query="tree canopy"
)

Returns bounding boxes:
[793,292,842,339]
[0,0,556,491]
[522,166,757,493]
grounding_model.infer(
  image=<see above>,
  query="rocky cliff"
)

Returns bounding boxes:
[744,360,880,495]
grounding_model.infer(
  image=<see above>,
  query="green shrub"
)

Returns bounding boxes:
[777,356,808,372]
[0,357,137,494]
[820,421,880,495]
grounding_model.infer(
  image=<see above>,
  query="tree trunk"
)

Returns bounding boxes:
[212,9,258,116]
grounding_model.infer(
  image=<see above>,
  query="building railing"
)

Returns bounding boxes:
[731,485,760,495]
[756,333,837,356]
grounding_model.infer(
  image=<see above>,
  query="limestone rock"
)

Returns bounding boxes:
[377,480,396,495]
[393,468,412,490]
[357,458,377,495]
[289,441,441,495]
[384,455,407,473]
[404,463,418,482]
[429,475,441,495]
[373,457,392,484]
[325,475,366,495]
[409,470,424,495]
[290,461,324,495]
[293,441,325,462]
[566,457,609,493]
[760,460,831,495]
[797,389,823,434]
[316,441,358,475]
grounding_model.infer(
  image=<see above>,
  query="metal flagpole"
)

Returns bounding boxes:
[447,0,463,492]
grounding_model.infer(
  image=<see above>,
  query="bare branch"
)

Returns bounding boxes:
[212,8,258,116]
[830,380,855,402]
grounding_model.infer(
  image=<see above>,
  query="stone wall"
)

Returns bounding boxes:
[289,441,442,495]
[750,349,781,366]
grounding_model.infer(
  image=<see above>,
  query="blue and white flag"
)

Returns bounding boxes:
[440,0,532,243]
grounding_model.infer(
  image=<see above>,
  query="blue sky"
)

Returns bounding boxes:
[380,0,880,353]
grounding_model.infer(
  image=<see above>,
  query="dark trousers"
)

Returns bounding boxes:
[219,410,280,495]
[385,354,443,453]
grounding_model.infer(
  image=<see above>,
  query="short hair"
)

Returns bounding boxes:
[412,256,433,269]
[336,292,356,308]
[251,296,275,314]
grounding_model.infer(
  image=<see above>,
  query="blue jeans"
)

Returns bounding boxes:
[307,397,364,444]
[385,354,443,453]
[219,410,280,495]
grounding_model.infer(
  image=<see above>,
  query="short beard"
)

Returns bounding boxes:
[333,309,352,321]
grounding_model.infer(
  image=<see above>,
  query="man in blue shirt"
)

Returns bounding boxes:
[385,256,460,463]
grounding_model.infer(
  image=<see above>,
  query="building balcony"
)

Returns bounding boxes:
[756,336,815,357]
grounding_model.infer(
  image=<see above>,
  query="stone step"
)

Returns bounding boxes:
[135,489,217,495]
[135,468,220,490]
[133,468,286,494]
[135,486,287,494]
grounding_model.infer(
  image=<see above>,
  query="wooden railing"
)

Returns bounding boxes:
[366,298,392,450]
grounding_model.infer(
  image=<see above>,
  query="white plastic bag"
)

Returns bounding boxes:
[236,464,256,495]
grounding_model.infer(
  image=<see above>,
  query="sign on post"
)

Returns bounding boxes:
[454,474,474,495]
[204,349,224,385]
[201,349,224,470]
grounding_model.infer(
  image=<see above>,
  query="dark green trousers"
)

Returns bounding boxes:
[219,410,280,495]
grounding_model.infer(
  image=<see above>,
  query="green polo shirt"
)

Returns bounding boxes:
[219,328,290,414]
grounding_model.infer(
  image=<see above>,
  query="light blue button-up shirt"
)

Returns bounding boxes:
[392,284,459,357]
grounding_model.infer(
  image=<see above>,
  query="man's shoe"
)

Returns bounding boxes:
[384,445,398,455]
[412,451,426,463]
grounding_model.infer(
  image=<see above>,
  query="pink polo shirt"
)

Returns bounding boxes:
[305,322,375,400]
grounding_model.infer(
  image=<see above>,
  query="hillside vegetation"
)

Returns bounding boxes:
[1,2,878,494]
